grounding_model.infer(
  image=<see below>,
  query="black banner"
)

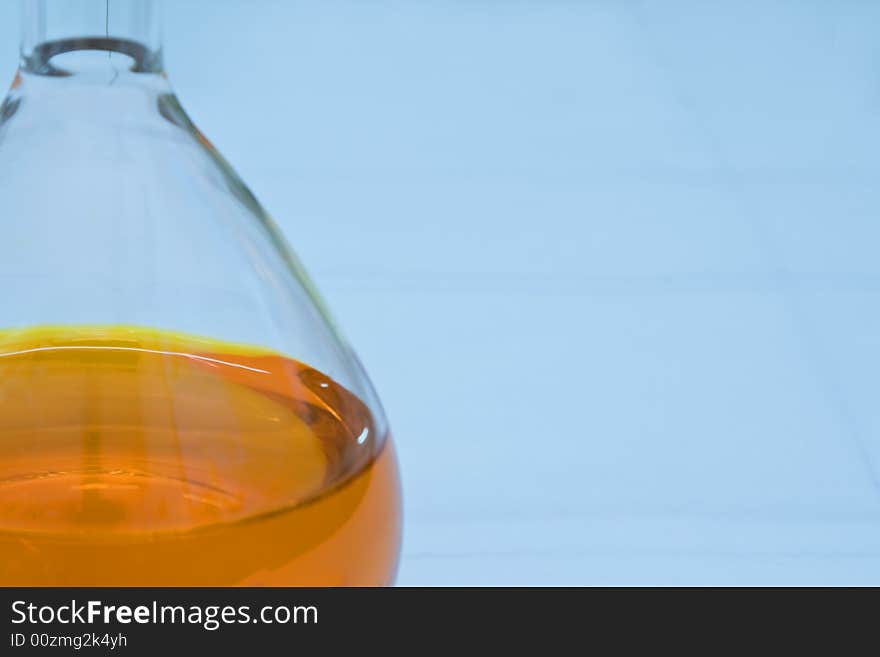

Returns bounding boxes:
[0,586,850,653]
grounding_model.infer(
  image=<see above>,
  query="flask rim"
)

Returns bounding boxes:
[22,36,162,76]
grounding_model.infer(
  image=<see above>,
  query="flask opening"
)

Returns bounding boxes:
[23,37,159,77]
[20,0,164,77]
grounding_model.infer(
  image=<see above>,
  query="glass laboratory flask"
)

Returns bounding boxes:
[0,0,401,586]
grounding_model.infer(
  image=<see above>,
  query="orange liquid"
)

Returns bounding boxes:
[0,326,401,586]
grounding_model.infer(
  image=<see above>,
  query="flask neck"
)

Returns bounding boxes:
[20,0,163,77]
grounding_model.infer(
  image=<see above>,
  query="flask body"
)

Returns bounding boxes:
[0,5,401,586]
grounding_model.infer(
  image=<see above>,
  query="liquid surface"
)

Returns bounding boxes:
[0,326,401,585]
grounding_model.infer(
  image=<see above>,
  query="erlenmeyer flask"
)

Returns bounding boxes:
[0,0,401,586]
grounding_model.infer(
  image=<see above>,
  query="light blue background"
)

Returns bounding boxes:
[2,1,880,584]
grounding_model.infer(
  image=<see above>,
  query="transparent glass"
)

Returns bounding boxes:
[0,0,401,586]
